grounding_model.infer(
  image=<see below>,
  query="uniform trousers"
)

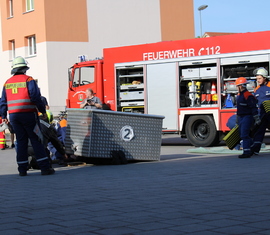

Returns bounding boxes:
[251,114,270,154]
[238,115,253,155]
[9,112,51,173]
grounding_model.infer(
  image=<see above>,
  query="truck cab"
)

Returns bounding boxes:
[66,59,104,109]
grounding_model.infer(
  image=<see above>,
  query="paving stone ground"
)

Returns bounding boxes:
[1,141,270,235]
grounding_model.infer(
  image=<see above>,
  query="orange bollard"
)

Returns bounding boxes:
[0,117,6,150]
[210,81,218,104]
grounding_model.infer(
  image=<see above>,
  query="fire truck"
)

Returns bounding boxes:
[66,30,270,147]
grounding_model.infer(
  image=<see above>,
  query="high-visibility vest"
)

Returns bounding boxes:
[5,74,36,113]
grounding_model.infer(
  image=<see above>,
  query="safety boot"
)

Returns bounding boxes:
[250,150,258,156]
[238,153,252,158]
[19,172,27,176]
[41,168,55,175]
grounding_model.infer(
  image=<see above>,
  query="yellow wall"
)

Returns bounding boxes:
[0,0,88,51]
[160,0,194,41]
[43,0,88,42]
[0,0,194,51]
[1,0,46,50]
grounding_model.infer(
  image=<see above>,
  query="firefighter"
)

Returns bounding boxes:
[45,110,67,163]
[46,109,54,123]
[0,56,55,176]
[235,77,260,158]
[251,67,270,155]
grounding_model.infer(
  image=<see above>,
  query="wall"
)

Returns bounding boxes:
[86,0,162,58]
[0,0,195,114]
[160,0,194,41]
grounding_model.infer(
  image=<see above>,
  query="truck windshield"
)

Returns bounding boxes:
[68,68,72,82]
[73,66,95,87]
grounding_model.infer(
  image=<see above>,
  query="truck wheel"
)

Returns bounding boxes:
[185,115,218,147]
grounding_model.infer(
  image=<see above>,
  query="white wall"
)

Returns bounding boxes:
[46,0,163,113]
[86,0,162,57]
[0,0,164,115]
[0,8,10,94]
[46,41,91,113]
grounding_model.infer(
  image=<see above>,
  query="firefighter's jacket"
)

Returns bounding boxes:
[236,89,258,116]
[0,74,46,119]
[254,81,270,116]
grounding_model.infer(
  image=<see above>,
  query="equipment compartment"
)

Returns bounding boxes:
[120,83,144,90]
[224,66,256,79]
[224,81,237,93]
[116,66,145,112]
[120,101,144,107]
[181,68,200,79]
[200,67,217,78]
[120,90,144,101]
[180,63,218,108]
[221,60,269,109]
[222,62,269,80]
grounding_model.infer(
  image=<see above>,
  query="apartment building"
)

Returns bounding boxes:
[0,0,194,113]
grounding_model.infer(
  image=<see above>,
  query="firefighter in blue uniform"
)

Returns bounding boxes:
[235,77,260,158]
[251,67,270,155]
[0,56,55,176]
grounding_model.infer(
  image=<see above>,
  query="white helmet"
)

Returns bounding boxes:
[11,56,28,69]
[254,67,268,78]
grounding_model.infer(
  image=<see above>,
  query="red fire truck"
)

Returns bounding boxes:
[66,30,270,147]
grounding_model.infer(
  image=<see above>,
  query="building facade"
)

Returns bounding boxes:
[0,0,194,113]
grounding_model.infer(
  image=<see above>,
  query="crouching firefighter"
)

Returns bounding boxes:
[235,77,260,158]
[28,114,68,169]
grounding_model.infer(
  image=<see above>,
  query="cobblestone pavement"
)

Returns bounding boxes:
[1,142,270,235]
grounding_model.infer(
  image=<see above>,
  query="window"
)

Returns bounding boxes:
[81,67,95,84]
[26,0,34,12]
[9,40,15,60]
[26,35,36,56]
[73,67,95,87]
[7,0,13,17]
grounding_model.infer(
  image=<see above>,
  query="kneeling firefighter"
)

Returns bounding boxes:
[28,112,68,168]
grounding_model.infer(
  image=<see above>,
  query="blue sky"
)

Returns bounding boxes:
[193,0,270,37]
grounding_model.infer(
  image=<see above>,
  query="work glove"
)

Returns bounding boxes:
[253,115,261,126]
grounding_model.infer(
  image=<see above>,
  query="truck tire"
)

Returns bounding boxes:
[185,115,218,147]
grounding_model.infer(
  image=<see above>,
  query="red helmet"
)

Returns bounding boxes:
[235,77,249,86]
